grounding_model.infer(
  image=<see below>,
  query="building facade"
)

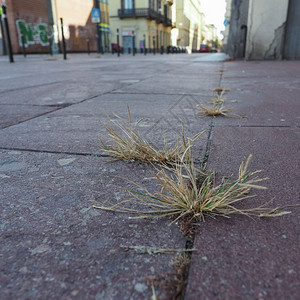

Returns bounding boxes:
[174,0,203,52]
[226,0,249,59]
[109,0,173,53]
[0,0,110,55]
[225,0,300,60]
[222,0,231,50]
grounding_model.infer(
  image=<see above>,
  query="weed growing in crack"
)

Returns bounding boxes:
[197,102,235,117]
[93,154,290,222]
[210,90,226,105]
[197,90,244,118]
[99,105,205,166]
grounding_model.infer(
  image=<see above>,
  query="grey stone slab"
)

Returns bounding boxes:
[0,104,57,129]
[185,127,300,299]
[0,150,186,299]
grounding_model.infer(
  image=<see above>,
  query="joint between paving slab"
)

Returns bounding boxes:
[178,118,216,298]
[0,108,66,130]
[199,118,215,170]
[181,65,223,297]
[214,124,298,128]
[0,81,62,95]
[110,91,191,96]
[0,92,107,129]
[0,147,109,157]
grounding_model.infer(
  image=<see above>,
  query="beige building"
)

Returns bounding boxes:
[202,24,217,48]
[173,0,203,52]
[109,0,173,53]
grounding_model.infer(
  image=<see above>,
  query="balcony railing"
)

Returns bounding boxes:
[163,17,172,27]
[156,14,164,23]
[118,8,173,27]
[118,8,157,19]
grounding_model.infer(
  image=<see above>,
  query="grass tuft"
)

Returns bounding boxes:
[197,102,234,117]
[197,90,244,118]
[99,105,205,166]
[93,154,290,222]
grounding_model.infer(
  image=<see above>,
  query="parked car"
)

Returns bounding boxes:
[199,44,209,52]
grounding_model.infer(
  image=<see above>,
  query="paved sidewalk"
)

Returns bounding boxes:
[185,61,300,299]
[0,54,299,299]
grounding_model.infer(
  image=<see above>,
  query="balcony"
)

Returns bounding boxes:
[163,17,172,27]
[118,8,173,27]
[156,14,164,23]
[118,8,157,19]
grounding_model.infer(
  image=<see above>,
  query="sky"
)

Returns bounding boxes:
[201,0,227,39]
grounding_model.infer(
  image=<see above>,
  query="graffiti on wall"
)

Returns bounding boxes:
[16,20,49,47]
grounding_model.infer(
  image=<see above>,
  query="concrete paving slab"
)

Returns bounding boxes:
[0,93,211,155]
[0,80,125,106]
[0,150,186,299]
[193,53,229,62]
[0,57,168,94]
[214,61,300,127]
[0,104,56,129]
[114,71,222,95]
[185,126,300,299]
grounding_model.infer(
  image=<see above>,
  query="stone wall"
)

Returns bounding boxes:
[245,0,289,60]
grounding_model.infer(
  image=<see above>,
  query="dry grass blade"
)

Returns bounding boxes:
[213,87,230,93]
[120,245,196,254]
[197,90,244,118]
[151,283,157,300]
[99,105,205,166]
[210,90,226,105]
[217,68,227,74]
[93,154,291,221]
[197,103,234,117]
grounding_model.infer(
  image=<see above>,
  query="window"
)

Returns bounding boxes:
[124,0,133,9]
[149,0,154,10]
